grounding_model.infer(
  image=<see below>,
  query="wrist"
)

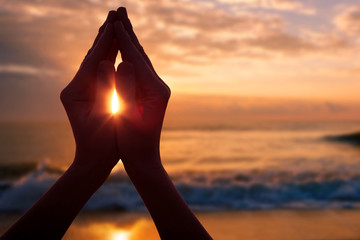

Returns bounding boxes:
[69,159,112,188]
[123,153,165,181]
[73,148,117,176]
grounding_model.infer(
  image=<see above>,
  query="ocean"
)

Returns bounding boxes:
[0,121,360,213]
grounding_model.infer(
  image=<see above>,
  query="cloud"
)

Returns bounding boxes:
[128,1,349,67]
[216,0,316,15]
[334,6,360,36]
[132,4,287,64]
[0,0,353,71]
[0,65,58,76]
[0,0,359,121]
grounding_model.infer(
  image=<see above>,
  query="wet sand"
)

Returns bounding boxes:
[1,210,360,239]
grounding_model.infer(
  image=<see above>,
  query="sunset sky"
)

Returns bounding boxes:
[0,0,359,121]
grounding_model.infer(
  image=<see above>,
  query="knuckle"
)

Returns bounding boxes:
[60,86,71,105]
[60,89,68,104]
[98,24,105,33]
[158,84,171,101]
[164,86,171,100]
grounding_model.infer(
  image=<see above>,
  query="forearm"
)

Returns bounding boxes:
[0,160,110,240]
[124,155,212,240]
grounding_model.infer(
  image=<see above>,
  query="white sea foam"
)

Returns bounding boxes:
[1,161,360,212]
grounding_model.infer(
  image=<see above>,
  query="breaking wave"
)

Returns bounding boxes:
[1,161,360,212]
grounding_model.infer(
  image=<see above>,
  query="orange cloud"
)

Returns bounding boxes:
[216,0,316,14]
[0,0,354,70]
[0,0,359,121]
[334,6,360,36]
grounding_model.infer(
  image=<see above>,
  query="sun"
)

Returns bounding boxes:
[111,89,120,114]
[112,230,130,240]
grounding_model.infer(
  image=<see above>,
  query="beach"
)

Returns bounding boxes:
[1,121,360,238]
[1,210,360,239]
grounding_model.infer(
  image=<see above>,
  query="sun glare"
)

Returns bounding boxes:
[111,89,119,114]
[112,230,130,240]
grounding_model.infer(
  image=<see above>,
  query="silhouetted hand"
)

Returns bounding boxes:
[0,12,125,240]
[111,8,212,240]
[1,8,211,240]
[60,12,119,177]
[112,8,171,171]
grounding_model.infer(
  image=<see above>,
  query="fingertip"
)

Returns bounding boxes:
[116,7,131,30]
[116,7,128,18]
[108,10,117,22]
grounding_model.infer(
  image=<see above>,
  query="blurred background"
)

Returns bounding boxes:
[0,0,360,239]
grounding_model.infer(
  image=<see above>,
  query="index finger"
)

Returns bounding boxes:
[114,21,162,89]
[84,22,115,68]
[116,7,156,73]
[69,22,114,96]
[85,10,117,59]
[114,21,144,65]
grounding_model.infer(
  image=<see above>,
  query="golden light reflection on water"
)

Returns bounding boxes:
[108,218,159,240]
[64,217,159,240]
[112,230,130,240]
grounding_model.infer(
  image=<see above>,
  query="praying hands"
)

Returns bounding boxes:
[0,7,212,240]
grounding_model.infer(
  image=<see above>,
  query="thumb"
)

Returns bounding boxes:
[116,62,140,118]
[92,60,115,115]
